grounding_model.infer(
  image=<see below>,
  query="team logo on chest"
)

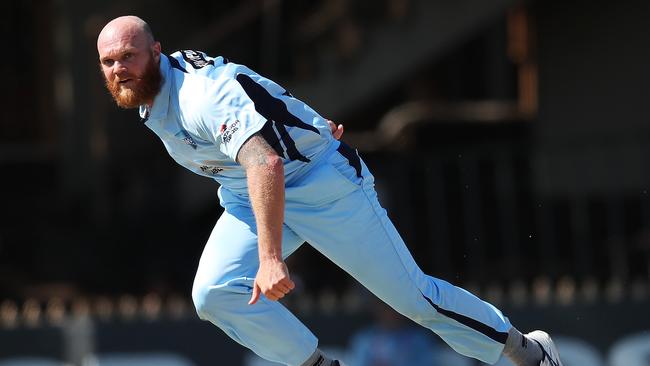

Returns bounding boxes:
[176,129,197,149]
[183,136,197,149]
[221,120,240,144]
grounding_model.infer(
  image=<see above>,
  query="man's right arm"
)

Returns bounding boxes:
[237,133,295,305]
[234,120,344,305]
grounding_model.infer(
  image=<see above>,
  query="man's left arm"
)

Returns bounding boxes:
[327,120,344,140]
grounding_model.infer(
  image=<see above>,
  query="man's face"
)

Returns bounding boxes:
[98,30,162,109]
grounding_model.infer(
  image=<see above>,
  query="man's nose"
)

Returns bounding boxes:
[113,61,128,75]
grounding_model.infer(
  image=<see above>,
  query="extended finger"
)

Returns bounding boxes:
[333,124,344,140]
[248,283,261,305]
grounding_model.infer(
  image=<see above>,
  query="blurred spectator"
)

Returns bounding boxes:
[346,297,440,366]
[608,332,650,366]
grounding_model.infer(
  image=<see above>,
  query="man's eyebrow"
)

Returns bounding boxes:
[100,47,137,61]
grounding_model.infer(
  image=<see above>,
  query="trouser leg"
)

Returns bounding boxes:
[285,151,511,365]
[191,201,317,366]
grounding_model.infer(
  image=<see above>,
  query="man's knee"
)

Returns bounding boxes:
[191,281,249,321]
[191,283,223,320]
[191,284,208,320]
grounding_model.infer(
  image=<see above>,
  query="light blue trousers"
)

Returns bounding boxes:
[191,146,511,365]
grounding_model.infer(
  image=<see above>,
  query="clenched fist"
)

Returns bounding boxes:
[249,259,296,305]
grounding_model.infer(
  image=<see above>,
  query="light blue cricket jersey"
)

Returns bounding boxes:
[139,50,338,193]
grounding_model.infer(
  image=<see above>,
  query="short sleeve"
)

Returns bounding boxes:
[196,75,268,162]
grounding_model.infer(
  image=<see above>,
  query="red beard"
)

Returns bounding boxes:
[104,52,162,109]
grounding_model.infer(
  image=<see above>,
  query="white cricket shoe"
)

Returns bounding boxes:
[527,330,564,366]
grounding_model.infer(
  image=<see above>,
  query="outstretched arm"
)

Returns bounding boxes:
[237,133,295,305]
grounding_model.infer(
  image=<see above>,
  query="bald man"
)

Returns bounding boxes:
[97,16,563,366]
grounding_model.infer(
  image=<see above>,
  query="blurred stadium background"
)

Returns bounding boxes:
[1,0,650,365]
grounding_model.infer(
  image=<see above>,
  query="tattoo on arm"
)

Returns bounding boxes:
[237,133,278,168]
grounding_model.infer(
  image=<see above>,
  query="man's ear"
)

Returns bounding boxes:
[152,41,162,61]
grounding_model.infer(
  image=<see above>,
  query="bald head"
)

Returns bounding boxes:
[97,15,154,51]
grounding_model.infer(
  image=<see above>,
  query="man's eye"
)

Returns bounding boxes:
[123,53,132,60]
[103,59,114,67]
